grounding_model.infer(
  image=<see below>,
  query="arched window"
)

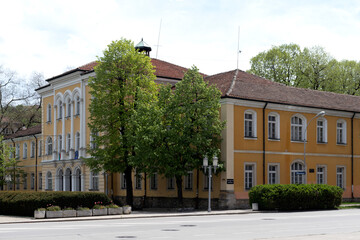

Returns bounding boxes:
[317,117,327,143]
[46,137,53,155]
[90,132,99,149]
[244,110,257,138]
[291,115,306,142]
[67,98,71,117]
[65,168,72,191]
[74,168,81,191]
[47,104,52,122]
[291,161,305,184]
[75,132,80,152]
[30,141,35,158]
[15,144,20,159]
[23,143,27,159]
[58,100,63,119]
[57,169,64,191]
[46,171,53,190]
[75,95,80,115]
[268,112,280,140]
[337,119,347,144]
[58,135,62,154]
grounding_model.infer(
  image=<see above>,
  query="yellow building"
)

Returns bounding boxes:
[3,47,360,209]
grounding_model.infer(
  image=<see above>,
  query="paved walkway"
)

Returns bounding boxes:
[0,209,254,224]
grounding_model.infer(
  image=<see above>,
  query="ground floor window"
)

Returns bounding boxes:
[245,163,256,190]
[167,177,175,190]
[135,171,142,190]
[150,173,158,190]
[90,172,99,191]
[184,171,193,190]
[46,172,52,190]
[39,173,42,190]
[316,165,327,184]
[120,173,126,189]
[268,164,279,184]
[31,173,35,190]
[203,174,213,190]
[336,166,345,189]
[291,161,305,184]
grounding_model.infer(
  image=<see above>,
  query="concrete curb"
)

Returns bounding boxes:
[0,210,256,224]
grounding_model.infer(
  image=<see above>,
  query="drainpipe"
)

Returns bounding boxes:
[263,102,268,184]
[351,113,355,199]
[33,135,38,191]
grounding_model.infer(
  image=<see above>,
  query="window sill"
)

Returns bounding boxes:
[244,136,257,140]
[336,143,347,146]
[317,141,328,144]
[46,121,52,124]
[268,138,280,141]
[291,140,305,143]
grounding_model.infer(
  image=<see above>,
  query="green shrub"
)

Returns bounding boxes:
[0,191,111,216]
[249,184,343,211]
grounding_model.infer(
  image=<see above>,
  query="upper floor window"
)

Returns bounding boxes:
[38,140,43,157]
[30,141,35,158]
[47,104,52,122]
[337,119,346,144]
[317,118,327,143]
[75,96,80,115]
[66,98,71,117]
[244,110,257,138]
[15,144,20,159]
[46,137,53,155]
[291,115,305,142]
[58,100,63,119]
[268,112,280,140]
[58,135,62,155]
[90,132,99,149]
[66,133,71,152]
[75,132,80,152]
[23,143,27,159]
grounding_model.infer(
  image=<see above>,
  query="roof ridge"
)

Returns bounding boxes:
[226,69,239,96]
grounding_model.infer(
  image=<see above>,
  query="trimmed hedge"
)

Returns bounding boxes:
[249,184,343,211]
[0,191,111,216]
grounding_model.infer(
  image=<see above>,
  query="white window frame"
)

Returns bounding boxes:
[66,98,71,117]
[316,165,327,184]
[75,132,80,152]
[90,172,99,190]
[58,100,63,119]
[336,119,347,145]
[46,137,52,155]
[38,140,42,157]
[30,173,35,190]
[39,172,42,190]
[244,162,256,190]
[23,174,27,190]
[46,171,52,190]
[317,118,327,143]
[15,144,20,159]
[23,143,27,159]
[47,104,52,122]
[134,171,142,190]
[290,160,306,184]
[66,133,71,153]
[291,114,306,142]
[30,141,35,158]
[150,173,158,190]
[58,135,62,156]
[120,172,127,189]
[244,110,257,138]
[336,166,346,189]
[268,112,280,140]
[75,95,81,116]
[268,163,280,184]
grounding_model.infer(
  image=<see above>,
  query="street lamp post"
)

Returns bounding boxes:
[304,111,326,169]
[203,156,218,212]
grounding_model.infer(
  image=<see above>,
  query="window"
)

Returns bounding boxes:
[47,104,52,122]
[58,100,63,119]
[268,164,279,184]
[66,133,71,152]
[90,172,99,190]
[57,169,64,191]
[46,137,52,155]
[23,175,27,190]
[184,171,193,190]
[15,144,20,159]
[135,171,142,190]
[317,118,327,143]
[244,110,256,138]
[316,165,327,184]
[58,135,62,159]
[75,132,80,151]
[90,132,98,149]
[121,173,126,189]
[75,96,80,115]
[38,140,42,157]
[291,161,305,184]
[167,177,175,190]
[336,166,345,189]
[30,141,35,158]
[337,120,346,144]
[150,173,158,190]
[39,173,42,190]
[46,172,52,190]
[67,98,71,117]
[30,173,35,190]
[16,176,20,190]
[23,143,27,159]
[268,113,280,140]
[244,163,256,190]
[203,174,213,190]
[291,115,305,142]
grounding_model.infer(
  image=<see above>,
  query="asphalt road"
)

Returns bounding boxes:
[1,209,360,239]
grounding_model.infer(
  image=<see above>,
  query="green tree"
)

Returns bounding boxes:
[327,60,360,95]
[143,66,225,206]
[85,38,158,206]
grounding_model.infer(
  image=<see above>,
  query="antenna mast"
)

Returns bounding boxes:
[156,19,162,59]
[237,26,241,69]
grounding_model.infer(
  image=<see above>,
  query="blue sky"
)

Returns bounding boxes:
[1,0,360,79]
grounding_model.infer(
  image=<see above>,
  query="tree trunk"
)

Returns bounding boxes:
[124,165,133,206]
[176,176,183,208]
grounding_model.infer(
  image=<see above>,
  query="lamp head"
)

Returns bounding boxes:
[317,111,325,117]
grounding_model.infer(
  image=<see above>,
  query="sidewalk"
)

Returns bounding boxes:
[0,209,255,224]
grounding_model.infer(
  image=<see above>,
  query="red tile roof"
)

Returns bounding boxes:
[4,125,41,139]
[206,69,360,113]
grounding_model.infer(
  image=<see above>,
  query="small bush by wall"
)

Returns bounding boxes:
[249,184,343,211]
[0,191,111,216]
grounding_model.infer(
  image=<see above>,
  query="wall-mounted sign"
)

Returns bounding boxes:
[309,168,315,173]
[227,179,234,184]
